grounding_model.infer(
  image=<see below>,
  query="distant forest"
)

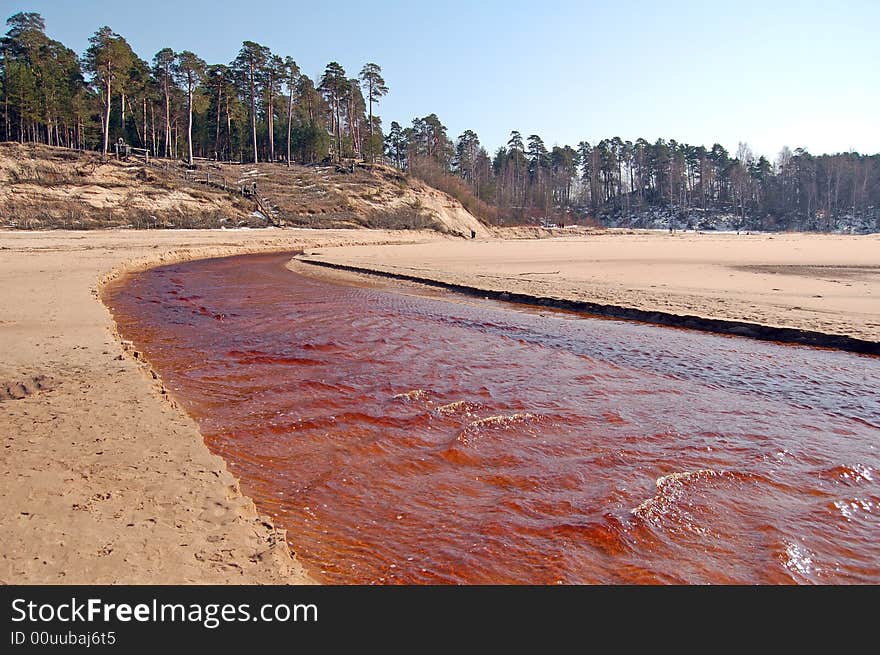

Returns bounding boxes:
[2,12,878,232]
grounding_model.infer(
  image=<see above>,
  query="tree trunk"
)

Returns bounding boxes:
[102,74,112,156]
[164,78,171,158]
[142,96,147,148]
[250,61,258,163]
[150,101,156,156]
[186,78,194,166]
[225,95,231,161]
[367,81,373,164]
[2,52,8,141]
[335,96,341,162]
[286,80,293,167]
[214,82,222,160]
[267,76,274,162]
[347,95,356,159]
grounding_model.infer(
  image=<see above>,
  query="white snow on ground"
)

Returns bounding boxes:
[599,205,878,234]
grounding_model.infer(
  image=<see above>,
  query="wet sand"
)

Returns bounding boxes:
[0,228,436,583]
[302,231,880,343]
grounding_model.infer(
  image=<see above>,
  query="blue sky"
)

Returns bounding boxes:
[3,0,878,159]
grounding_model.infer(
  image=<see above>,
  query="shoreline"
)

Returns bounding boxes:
[0,228,438,584]
[2,228,877,584]
[102,247,880,584]
[97,248,314,585]
[299,232,879,350]
[296,257,880,355]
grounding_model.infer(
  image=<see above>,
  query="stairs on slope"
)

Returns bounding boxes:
[142,159,283,226]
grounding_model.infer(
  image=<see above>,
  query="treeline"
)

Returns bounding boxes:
[0,12,387,165]
[3,11,878,231]
[386,116,880,231]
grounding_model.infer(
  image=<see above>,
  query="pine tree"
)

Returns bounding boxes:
[1,12,89,146]
[455,129,480,183]
[358,63,387,164]
[151,48,175,157]
[173,51,205,165]
[283,56,299,166]
[345,78,366,159]
[318,62,347,162]
[292,74,327,163]
[203,64,232,159]
[263,54,283,162]
[385,120,405,168]
[83,26,136,156]
[232,41,269,163]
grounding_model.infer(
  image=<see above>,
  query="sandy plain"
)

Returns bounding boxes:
[304,231,880,342]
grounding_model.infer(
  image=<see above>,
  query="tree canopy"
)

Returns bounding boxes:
[1,13,387,166]
[1,11,877,232]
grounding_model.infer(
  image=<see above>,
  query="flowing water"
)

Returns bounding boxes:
[105,252,880,584]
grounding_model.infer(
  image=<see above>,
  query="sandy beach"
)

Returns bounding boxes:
[1,227,878,584]
[0,228,437,584]
[303,231,880,343]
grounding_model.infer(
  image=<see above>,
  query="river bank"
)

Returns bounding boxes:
[300,231,880,344]
[104,252,880,583]
[1,228,877,583]
[0,228,436,583]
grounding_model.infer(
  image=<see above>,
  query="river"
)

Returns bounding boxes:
[105,252,880,584]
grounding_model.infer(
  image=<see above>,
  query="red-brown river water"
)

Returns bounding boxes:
[106,252,880,584]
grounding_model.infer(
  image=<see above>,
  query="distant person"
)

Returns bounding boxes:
[471,229,476,239]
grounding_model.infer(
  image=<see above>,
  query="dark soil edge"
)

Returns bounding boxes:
[296,257,880,356]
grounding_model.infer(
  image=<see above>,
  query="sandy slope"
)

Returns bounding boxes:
[0,228,439,584]
[0,144,492,237]
[0,143,256,229]
[302,231,880,342]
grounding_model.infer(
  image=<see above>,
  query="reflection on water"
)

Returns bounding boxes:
[106,253,880,584]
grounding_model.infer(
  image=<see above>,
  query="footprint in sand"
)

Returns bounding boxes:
[0,375,55,401]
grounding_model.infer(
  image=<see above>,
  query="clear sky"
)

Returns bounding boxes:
[3,0,878,159]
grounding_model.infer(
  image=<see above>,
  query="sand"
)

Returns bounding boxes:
[302,231,880,343]
[1,227,877,584]
[0,227,438,584]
